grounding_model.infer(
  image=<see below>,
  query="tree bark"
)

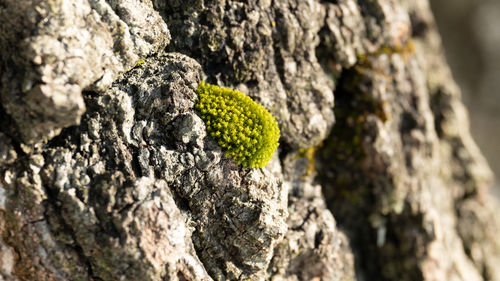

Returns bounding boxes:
[0,0,498,280]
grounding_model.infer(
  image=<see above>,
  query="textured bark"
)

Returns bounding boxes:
[0,0,498,281]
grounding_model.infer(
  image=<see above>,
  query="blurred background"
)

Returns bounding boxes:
[431,0,500,195]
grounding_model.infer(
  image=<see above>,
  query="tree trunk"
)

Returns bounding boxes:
[0,0,498,280]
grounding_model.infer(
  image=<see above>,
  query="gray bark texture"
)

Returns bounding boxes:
[0,0,498,280]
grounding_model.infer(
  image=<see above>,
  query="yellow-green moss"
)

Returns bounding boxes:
[135,58,145,66]
[298,146,318,178]
[195,81,280,168]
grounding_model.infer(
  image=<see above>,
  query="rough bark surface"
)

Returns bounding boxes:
[0,0,498,281]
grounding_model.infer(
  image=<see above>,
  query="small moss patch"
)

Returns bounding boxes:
[195,81,280,168]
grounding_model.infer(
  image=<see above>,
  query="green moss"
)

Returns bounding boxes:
[355,40,416,68]
[297,146,318,178]
[135,58,145,66]
[195,81,280,168]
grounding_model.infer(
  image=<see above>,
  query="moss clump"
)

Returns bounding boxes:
[195,81,280,168]
[135,58,146,66]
